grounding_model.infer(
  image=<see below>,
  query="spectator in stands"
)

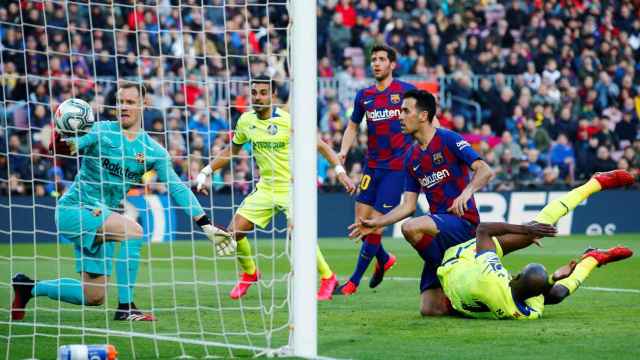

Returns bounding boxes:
[592,146,618,173]
[549,133,575,182]
[494,131,523,161]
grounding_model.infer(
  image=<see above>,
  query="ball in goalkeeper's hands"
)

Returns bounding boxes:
[54,98,95,135]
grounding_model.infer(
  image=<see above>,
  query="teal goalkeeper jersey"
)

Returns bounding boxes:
[59,121,204,218]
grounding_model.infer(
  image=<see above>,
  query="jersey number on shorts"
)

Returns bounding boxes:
[360,175,371,190]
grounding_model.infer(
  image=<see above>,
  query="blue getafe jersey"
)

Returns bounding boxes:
[60,121,204,218]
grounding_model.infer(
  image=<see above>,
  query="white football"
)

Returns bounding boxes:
[54,98,95,134]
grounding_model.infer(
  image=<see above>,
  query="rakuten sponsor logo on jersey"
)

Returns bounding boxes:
[102,158,142,182]
[366,108,401,122]
[419,169,450,188]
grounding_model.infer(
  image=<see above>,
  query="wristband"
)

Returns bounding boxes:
[196,214,211,227]
[201,165,213,176]
[335,165,346,175]
[547,274,556,286]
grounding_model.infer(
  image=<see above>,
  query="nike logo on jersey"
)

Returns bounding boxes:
[382,204,393,208]
[413,164,420,171]
[364,99,373,105]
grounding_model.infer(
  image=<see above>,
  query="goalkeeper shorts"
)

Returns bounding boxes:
[236,188,290,229]
[56,203,114,276]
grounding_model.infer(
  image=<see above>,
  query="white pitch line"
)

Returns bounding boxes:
[377,277,640,294]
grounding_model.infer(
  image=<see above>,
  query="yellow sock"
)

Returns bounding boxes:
[236,238,256,275]
[534,179,602,224]
[317,247,333,280]
[555,257,598,294]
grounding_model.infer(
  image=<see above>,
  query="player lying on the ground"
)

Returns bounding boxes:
[11,82,231,322]
[196,75,355,301]
[335,44,415,296]
[348,89,493,315]
[438,170,635,319]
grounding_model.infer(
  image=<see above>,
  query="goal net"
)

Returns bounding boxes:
[0,0,317,358]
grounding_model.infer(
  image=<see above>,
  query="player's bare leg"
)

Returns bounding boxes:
[228,213,260,299]
[95,212,143,244]
[401,215,456,315]
[420,288,453,316]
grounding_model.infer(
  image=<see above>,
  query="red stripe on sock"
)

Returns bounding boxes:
[414,234,434,252]
[365,233,382,245]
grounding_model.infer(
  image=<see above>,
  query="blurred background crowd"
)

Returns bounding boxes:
[1,0,640,198]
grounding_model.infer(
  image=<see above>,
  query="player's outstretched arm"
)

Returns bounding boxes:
[317,136,356,194]
[449,159,494,216]
[196,143,242,195]
[475,222,557,253]
[349,191,418,238]
[155,150,235,256]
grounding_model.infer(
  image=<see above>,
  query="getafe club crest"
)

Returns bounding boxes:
[267,123,278,135]
[432,152,444,165]
[135,152,145,164]
[390,94,401,104]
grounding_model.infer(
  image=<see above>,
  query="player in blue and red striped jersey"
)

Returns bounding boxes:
[335,44,416,295]
[349,89,494,315]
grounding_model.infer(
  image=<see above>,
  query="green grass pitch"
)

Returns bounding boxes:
[1,235,639,359]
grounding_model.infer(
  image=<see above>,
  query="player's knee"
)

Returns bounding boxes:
[420,304,449,317]
[83,289,105,306]
[401,221,421,244]
[129,222,143,238]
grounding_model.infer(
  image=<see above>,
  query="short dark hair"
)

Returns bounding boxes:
[251,75,277,94]
[371,44,397,63]
[119,81,147,98]
[403,89,436,123]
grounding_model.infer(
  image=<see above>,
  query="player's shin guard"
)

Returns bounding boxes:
[555,257,598,294]
[236,238,257,275]
[534,179,601,225]
[349,234,381,286]
[316,246,333,279]
[115,239,143,305]
[32,279,85,305]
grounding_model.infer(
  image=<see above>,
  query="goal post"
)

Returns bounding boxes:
[291,0,318,358]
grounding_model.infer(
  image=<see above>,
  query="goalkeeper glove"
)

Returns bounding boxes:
[197,215,236,256]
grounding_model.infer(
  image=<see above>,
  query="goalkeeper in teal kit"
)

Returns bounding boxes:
[11,83,235,321]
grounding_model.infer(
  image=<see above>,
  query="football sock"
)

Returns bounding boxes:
[348,234,381,286]
[375,243,390,265]
[115,238,143,305]
[316,246,333,280]
[555,257,598,294]
[32,279,85,305]
[412,234,435,262]
[535,179,601,225]
[236,237,257,275]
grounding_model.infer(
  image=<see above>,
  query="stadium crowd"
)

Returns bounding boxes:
[1,0,640,198]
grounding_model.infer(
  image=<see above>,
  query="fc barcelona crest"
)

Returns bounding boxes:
[432,152,444,165]
[135,152,145,164]
[390,94,401,104]
[267,123,279,135]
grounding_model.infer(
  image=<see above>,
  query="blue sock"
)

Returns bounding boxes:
[31,278,85,305]
[349,234,382,286]
[375,243,390,265]
[115,239,143,305]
